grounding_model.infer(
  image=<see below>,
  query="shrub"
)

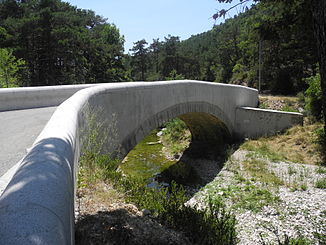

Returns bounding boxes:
[305,72,323,120]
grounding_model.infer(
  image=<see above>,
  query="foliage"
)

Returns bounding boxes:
[129,39,148,81]
[161,118,190,154]
[165,69,185,80]
[0,48,25,87]
[124,0,318,96]
[305,72,323,120]
[0,0,127,86]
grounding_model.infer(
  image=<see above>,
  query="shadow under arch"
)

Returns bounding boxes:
[119,101,233,159]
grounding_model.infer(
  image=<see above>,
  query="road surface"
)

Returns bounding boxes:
[0,107,57,179]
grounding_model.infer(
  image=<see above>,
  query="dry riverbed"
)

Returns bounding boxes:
[75,144,326,244]
[187,149,326,244]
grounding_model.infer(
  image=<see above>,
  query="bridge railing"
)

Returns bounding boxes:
[0,83,102,112]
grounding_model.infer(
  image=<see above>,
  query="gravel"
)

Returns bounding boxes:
[187,149,326,244]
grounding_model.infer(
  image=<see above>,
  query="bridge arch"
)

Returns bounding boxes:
[120,101,232,157]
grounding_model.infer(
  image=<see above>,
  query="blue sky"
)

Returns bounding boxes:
[65,0,253,52]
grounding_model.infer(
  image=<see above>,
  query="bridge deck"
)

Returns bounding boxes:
[0,107,57,193]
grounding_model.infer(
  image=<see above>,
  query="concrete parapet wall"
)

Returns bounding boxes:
[0,80,301,244]
[235,107,303,138]
[0,84,101,112]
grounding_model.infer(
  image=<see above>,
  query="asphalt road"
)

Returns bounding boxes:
[0,107,57,177]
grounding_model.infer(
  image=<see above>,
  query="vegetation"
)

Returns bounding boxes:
[242,158,284,186]
[305,72,323,120]
[0,48,25,87]
[315,177,326,189]
[78,148,238,244]
[241,123,324,165]
[1,1,325,135]
[161,118,191,155]
[0,0,128,87]
[127,1,317,94]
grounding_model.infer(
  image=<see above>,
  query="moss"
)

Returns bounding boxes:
[120,130,178,180]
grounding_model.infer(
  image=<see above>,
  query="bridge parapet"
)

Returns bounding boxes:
[235,107,303,139]
[0,81,302,244]
[0,83,102,112]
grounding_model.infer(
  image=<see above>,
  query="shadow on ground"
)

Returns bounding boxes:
[75,208,190,245]
[156,140,240,188]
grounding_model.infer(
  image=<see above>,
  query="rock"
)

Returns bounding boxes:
[147,141,160,145]
[142,209,151,216]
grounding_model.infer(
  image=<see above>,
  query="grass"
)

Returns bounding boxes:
[242,158,284,186]
[316,166,326,174]
[241,141,287,162]
[241,123,324,165]
[261,235,312,245]
[315,177,326,189]
[206,181,280,213]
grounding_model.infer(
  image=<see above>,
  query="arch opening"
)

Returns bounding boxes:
[121,111,233,187]
[119,102,234,158]
[178,112,231,158]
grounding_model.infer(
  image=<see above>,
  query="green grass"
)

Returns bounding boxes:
[207,182,280,213]
[316,166,326,174]
[282,104,299,113]
[315,177,326,189]
[241,123,324,165]
[243,158,284,186]
[241,141,286,162]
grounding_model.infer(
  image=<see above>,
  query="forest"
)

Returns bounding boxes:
[128,0,318,95]
[0,0,322,99]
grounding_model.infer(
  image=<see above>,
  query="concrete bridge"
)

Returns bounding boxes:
[0,80,302,244]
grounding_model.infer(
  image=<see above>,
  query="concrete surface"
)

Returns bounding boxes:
[0,81,303,244]
[0,107,57,194]
[0,107,57,176]
[235,107,304,138]
[0,83,101,112]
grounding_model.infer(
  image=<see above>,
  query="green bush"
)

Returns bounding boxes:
[161,118,190,154]
[305,72,323,120]
[163,118,188,142]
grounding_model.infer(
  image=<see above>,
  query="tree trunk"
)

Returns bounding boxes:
[311,0,326,135]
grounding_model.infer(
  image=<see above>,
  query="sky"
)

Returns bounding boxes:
[65,0,253,53]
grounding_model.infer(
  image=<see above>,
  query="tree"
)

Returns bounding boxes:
[215,0,326,133]
[0,48,25,88]
[310,0,326,132]
[130,39,148,81]
[149,38,161,74]
[161,35,181,78]
[0,0,127,86]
